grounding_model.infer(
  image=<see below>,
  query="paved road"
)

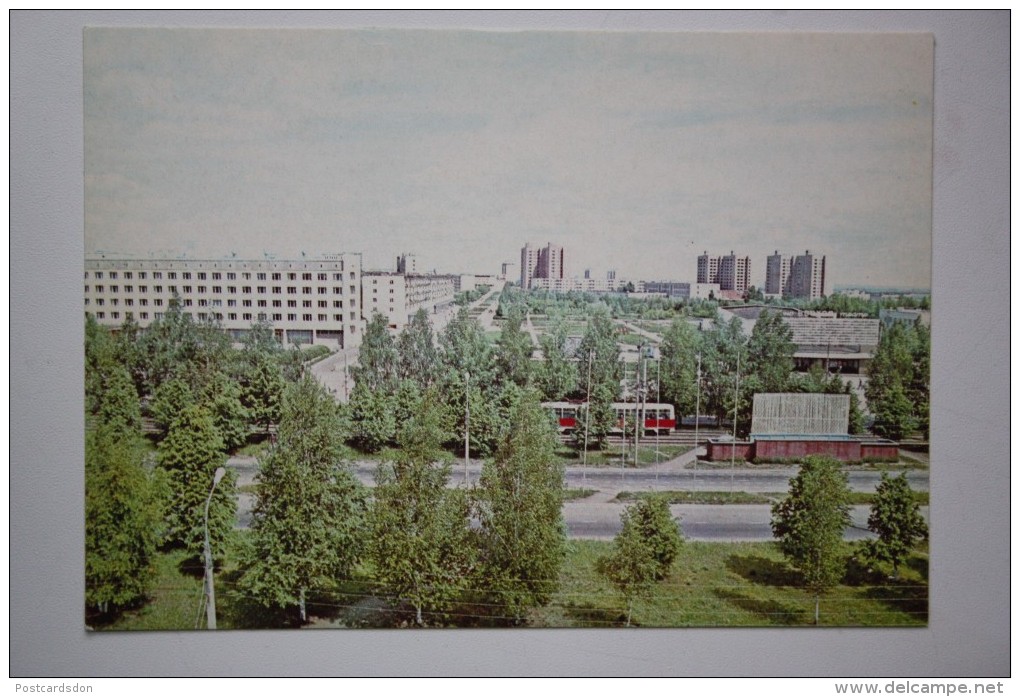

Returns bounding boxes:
[564,466,929,493]
[228,453,928,540]
[565,503,904,542]
[467,281,505,331]
[309,346,357,402]
[309,281,504,402]
[524,312,543,359]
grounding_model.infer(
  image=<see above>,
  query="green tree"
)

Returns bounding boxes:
[237,350,286,430]
[846,386,866,435]
[198,372,250,452]
[870,382,916,440]
[137,301,232,395]
[348,381,398,453]
[371,390,473,626]
[744,286,765,302]
[85,316,138,425]
[701,316,747,424]
[239,375,368,622]
[494,304,533,388]
[535,316,577,400]
[597,496,683,626]
[352,313,399,393]
[396,308,440,388]
[438,305,495,390]
[578,382,617,450]
[576,307,622,399]
[475,393,566,623]
[771,455,852,624]
[746,310,795,393]
[94,364,143,436]
[112,314,148,397]
[392,378,425,433]
[658,318,701,417]
[157,405,236,559]
[85,424,162,619]
[84,352,160,619]
[866,322,929,439]
[906,321,931,439]
[149,377,196,437]
[865,472,928,578]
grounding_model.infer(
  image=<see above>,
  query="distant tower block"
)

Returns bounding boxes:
[765,250,828,299]
[396,253,418,274]
[698,250,750,292]
[520,242,564,289]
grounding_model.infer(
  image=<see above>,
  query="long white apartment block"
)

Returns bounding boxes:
[363,271,456,331]
[84,254,366,347]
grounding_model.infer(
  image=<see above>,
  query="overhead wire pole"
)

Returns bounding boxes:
[731,349,740,491]
[655,349,660,483]
[634,344,642,469]
[638,346,647,469]
[694,352,701,483]
[583,349,593,484]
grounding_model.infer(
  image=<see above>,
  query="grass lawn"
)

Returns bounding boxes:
[556,443,690,467]
[615,490,781,505]
[614,490,929,506]
[94,538,926,630]
[634,320,668,335]
[616,332,648,346]
[92,550,210,631]
[532,540,928,628]
[564,488,599,501]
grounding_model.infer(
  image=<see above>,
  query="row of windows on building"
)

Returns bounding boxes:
[86,284,357,296]
[89,310,355,323]
[86,297,352,310]
[85,270,357,282]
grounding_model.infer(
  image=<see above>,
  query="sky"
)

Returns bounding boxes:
[84,29,933,289]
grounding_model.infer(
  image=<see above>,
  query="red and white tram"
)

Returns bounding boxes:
[542,401,677,436]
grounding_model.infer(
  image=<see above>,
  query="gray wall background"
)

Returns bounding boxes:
[10,11,1010,676]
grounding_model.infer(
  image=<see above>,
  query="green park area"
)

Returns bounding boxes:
[96,537,927,630]
[85,285,929,630]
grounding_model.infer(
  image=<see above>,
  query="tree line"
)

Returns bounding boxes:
[85,303,572,626]
[84,287,929,626]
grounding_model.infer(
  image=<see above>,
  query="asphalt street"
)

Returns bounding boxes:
[228,454,929,542]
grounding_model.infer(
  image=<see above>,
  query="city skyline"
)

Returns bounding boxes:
[85,29,933,289]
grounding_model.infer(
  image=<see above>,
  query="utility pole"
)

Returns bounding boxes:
[343,351,349,402]
[637,348,648,468]
[583,349,593,482]
[731,350,740,491]
[464,370,470,486]
[694,352,701,482]
[634,345,641,468]
[655,353,660,476]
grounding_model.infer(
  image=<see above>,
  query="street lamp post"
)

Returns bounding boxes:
[203,466,227,630]
[464,370,470,485]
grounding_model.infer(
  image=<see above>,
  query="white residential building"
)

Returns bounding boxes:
[766,250,829,300]
[364,271,456,331]
[84,254,365,347]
